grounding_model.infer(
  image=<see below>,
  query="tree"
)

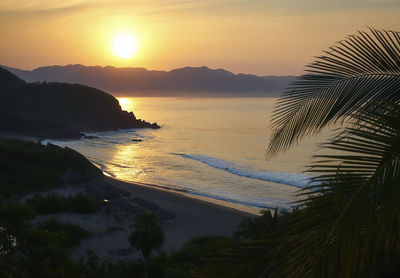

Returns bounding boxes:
[266,28,400,277]
[267,28,400,156]
[0,198,35,277]
[196,28,400,278]
[129,213,165,278]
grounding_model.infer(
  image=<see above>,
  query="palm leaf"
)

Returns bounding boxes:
[191,239,280,278]
[267,28,400,157]
[197,28,400,278]
[274,103,400,277]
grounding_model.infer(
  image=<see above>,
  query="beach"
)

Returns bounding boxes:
[2,132,258,261]
[29,175,256,261]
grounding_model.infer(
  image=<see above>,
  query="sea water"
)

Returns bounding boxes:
[46,97,332,210]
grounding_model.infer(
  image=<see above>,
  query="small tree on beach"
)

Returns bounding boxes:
[129,212,164,278]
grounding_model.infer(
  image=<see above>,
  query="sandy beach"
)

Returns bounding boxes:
[4,132,259,261]
[29,176,257,261]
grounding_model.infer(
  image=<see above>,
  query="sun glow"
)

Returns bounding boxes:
[118,97,131,107]
[112,34,138,59]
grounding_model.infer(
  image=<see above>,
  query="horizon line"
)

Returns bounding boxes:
[1,63,298,78]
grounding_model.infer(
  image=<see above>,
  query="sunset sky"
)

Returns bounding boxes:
[0,0,399,75]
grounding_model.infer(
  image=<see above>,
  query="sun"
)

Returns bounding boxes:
[112,34,138,59]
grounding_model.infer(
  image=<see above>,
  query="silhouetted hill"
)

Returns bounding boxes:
[3,65,296,97]
[0,138,102,195]
[0,67,159,139]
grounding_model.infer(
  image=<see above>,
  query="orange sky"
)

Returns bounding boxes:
[0,0,399,75]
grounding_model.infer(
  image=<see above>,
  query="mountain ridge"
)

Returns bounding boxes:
[3,64,296,97]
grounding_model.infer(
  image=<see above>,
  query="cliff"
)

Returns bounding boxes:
[0,67,159,139]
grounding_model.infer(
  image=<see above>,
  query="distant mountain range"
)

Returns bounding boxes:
[3,65,296,97]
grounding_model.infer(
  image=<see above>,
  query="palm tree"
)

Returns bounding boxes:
[266,28,400,277]
[268,28,400,157]
[129,212,165,278]
[196,28,400,278]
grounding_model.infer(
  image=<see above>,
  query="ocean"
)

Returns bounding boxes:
[46,97,331,211]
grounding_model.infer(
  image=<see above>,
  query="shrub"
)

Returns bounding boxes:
[67,194,100,214]
[38,218,91,247]
[27,193,100,214]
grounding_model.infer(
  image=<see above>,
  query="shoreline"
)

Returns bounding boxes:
[0,132,262,216]
[106,176,262,216]
[1,134,261,260]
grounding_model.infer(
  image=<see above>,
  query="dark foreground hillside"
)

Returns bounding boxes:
[0,67,159,139]
[0,138,102,195]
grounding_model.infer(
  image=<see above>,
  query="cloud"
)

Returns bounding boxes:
[0,0,237,17]
[0,0,399,19]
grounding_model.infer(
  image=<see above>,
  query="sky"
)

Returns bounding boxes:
[0,0,399,75]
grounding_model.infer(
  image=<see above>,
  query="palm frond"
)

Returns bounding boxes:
[275,103,400,277]
[191,239,280,278]
[267,28,400,157]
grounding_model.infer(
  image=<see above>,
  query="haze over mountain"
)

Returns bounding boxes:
[3,65,296,97]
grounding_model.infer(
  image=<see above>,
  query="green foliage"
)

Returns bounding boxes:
[269,103,400,278]
[0,198,77,278]
[194,28,400,278]
[67,193,100,213]
[27,193,66,213]
[0,197,269,278]
[192,216,289,278]
[0,199,91,278]
[72,251,137,278]
[167,236,233,278]
[129,213,165,259]
[129,213,165,278]
[234,209,282,242]
[0,66,159,138]
[38,218,91,247]
[267,28,400,157]
[176,236,235,261]
[0,197,35,259]
[264,28,400,278]
[0,138,101,196]
[27,193,100,214]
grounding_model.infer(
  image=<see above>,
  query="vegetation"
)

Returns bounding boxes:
[129,213,165,278]
[37,218,91,247]
[265,28,400,278]
[191,28,400,278]
[0,66,159,140]
[0,198,89,278]
[0,187,241,278]
[0,138,102,196]
[27,193,100,214]
[234,209,285,242]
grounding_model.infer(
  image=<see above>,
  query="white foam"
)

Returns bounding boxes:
[89,160,116,177]
[176,153,311,189]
